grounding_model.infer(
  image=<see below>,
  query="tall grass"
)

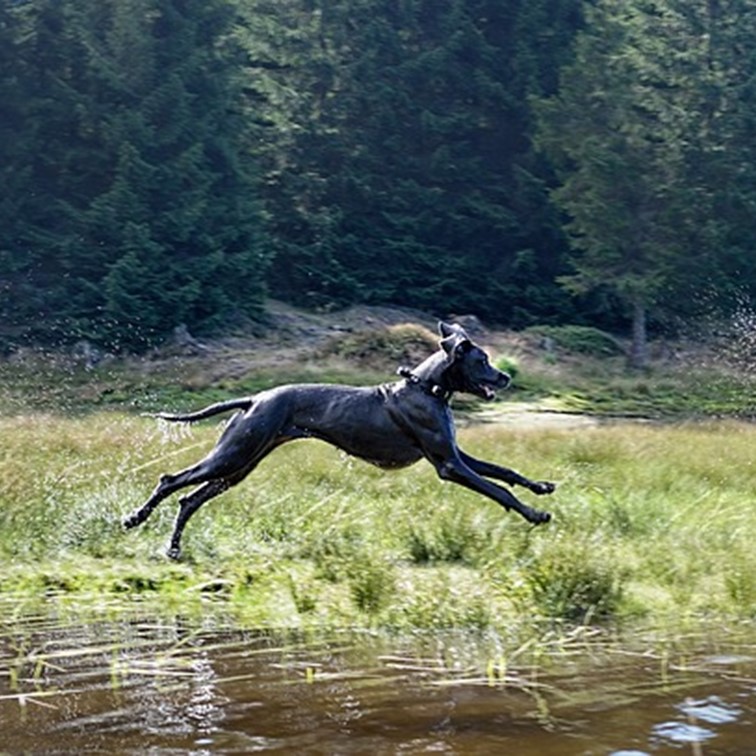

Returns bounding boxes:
[1,413,754,636]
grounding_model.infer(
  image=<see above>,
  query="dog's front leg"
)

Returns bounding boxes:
[458,451,555,495]
[436,456,551,525]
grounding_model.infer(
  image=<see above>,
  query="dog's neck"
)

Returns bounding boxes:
[397,351,454,401]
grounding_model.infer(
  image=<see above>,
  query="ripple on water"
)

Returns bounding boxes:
[651,694,746,748]
[652,720,716,745]
[679,695,743,725]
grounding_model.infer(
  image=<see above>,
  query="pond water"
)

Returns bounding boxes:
[0,614,754,755]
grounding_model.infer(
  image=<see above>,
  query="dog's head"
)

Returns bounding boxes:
[439,322,510,400]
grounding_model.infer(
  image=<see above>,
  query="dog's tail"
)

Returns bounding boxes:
[142,398,254,423]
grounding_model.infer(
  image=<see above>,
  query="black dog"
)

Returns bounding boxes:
[124,322,554,558]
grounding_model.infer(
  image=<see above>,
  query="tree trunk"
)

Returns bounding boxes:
[628,298,648,370]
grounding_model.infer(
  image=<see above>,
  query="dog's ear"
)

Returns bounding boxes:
[439,321,470,340]
[439,322,472,357]
[440,335,455,356]
[439,322,456,339]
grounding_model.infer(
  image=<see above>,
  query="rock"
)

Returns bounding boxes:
[71,340,103,369]
[169,324,208,355]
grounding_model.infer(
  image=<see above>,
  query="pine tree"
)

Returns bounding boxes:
[688,0,756,312]
[3,0,271,349]
[255,0,583,323]
[0,0,88,341]
[534,0,731,366]
[0,2,32,348]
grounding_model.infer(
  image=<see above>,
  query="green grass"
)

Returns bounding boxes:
[1,412,754,641]
[524,324,624,357]
[499,356,756,418]
[3,333,755,420]
[0,354,391,416]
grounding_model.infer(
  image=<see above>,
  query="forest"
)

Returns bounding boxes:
[2,0,756,363]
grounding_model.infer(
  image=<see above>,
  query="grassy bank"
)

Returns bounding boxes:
[1,412,754,641]
[2,311,756,420]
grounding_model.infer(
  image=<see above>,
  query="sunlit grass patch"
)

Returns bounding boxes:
[387,566,493,630]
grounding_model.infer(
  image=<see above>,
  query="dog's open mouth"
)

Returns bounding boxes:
[480,385,497,400]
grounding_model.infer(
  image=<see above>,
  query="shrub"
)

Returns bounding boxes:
[389,570,491,629]
[319,324,438,367]
[524,542,626,622]
[306,529,364,583]
[526,325,623,357]
[348,557,396,614]
[724,551,756,615]
[287,572,319,614]
[406,509,483,565]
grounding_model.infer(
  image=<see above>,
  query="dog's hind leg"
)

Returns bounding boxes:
[122,461,217,531]
[125,399,291,549]
[123,475,177,530]
[167,479,229,560]
[123,412,256,531]
[165,435,287,558]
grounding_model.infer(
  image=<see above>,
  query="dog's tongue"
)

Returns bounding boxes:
[482,386,495,400]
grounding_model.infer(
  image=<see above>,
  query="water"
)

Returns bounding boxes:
[1,615,754,755]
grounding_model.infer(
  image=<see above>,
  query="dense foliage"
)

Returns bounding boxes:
[535,0,756,365]
[1,0,269,349]
[1,0,755,352]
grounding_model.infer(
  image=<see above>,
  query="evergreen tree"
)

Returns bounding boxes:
[3,0,270,349]
[235,0,360,307]
[535,0,743,365]
[0,2,32,348]
[691,0,756,312]
[255,0,583,324]
[0,0,84,341]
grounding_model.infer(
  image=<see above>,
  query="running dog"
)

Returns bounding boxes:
[124,322,554,558]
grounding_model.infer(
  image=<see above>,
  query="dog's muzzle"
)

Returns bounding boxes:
[479,371,510,399]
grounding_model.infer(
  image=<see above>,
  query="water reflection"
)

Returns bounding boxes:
[0,616,754,755]
[679,695,743,726]
[647,695,748,754]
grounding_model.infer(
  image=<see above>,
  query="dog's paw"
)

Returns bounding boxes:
[533,510,551,525]
[122,513,140,530]
[532,480,556,495]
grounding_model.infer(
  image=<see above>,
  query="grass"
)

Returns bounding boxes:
[3,326,756,420]
[1,411,754,641]
[497,352,756,418]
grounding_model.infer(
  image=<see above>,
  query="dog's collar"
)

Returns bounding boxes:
[397,366,451,401]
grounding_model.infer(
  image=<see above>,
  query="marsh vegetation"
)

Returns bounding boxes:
[1,411,754,639]
[2,313,755,637]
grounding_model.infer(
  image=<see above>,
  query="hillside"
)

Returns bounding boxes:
[1,301,754,419]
